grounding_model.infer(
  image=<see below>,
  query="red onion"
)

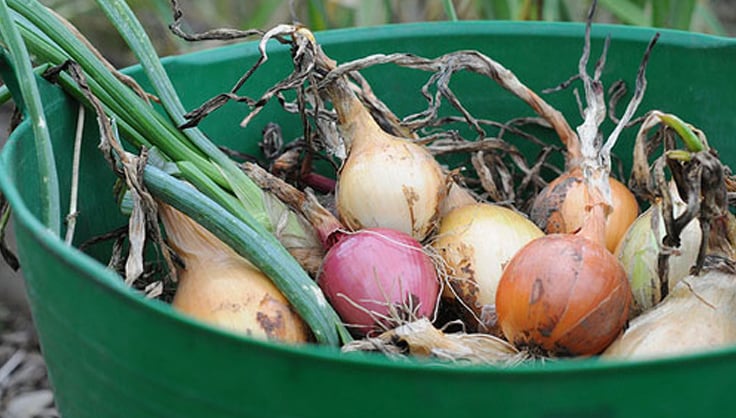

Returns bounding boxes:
[319,228,439,335]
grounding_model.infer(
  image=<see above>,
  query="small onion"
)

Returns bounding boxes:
[319,228,440,336]
[530,168,639,252]
[433,203,543,327]
[495,212,631,356]
[615,186,701,316]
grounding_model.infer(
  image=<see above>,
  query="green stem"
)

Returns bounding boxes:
[443,0,458,21]
[657,112,706,153]
[8,0,226,185]
[95,0,273,227]
[0,0,60,235]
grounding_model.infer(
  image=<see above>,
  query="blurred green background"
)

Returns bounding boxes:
[38,0,736,67]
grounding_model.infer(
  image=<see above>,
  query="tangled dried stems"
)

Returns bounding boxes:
[630,111,736,301]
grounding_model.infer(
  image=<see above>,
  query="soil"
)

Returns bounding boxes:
[0,103,58,417]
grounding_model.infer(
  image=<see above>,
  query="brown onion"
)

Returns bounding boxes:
[495,205,632,356]
[530,168,639,253]
[495,234,631,356]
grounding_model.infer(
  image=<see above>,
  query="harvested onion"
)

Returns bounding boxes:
[615,183,701,316]
[494,20,654,356]
[603,267,736,360]
[530,167,639,253]
[158,203,309,343]
[495,214,631,356]
[433,203,543,329]
[325,78,448,241]
[319,227,440,335]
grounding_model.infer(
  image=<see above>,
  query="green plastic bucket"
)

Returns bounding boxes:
[2,21,736,418]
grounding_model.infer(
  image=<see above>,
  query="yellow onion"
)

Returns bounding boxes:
[433,203,543,328]
[615,184,701,316]
[326,80,447,241]
[603,267,736,360]
[530,168,639,252]
[159,203,309,343]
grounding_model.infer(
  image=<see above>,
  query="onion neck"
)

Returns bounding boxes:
[243,162,344,249]
[324,78,390,155]
[577,169,611,248]
[158,202,241,273]
[439,182,477,217]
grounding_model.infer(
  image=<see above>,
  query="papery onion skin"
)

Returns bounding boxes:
[530,168,639,253]
[318,228,440,336]
[329,83,447,241]
[495,234,631,356]
[172,260,310,343]
[603,267,736,360]
[433,203,544,322]
[160,204,309,344]
[336,138,446,241]
[615,201,701,316]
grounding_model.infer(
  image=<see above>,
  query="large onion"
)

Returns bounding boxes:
[495,216,631,356]
[319,228,440,335]
[603,266,736,360]
[433,203,543,329]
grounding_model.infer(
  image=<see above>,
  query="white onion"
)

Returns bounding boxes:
[615,184,701,316]
[603,267,736,360]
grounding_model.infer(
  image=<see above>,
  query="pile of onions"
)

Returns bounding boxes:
[244,163,440,336]
[158,203,309,343]
[433,203,543,331]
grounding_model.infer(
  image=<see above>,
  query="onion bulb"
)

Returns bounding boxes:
[159,203,309,343]
[326,79,447,241]
[433,203,543,329]
[496,232,631,356]
[615,184,701,316]
[530,168,639,252]
[603,267,736,360]
[319,228,440,336]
